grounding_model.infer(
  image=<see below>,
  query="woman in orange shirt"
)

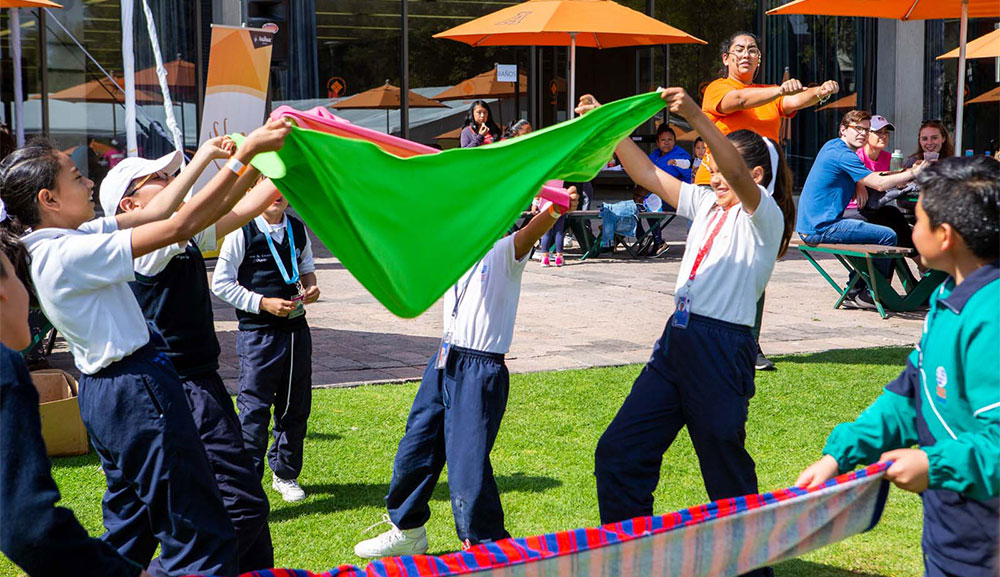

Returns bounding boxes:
[697,31,839,371]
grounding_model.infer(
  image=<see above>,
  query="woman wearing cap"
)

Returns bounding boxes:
[849,115,916,256]
[697,31,839,371]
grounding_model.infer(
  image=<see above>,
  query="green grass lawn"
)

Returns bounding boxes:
[4,347,925,576]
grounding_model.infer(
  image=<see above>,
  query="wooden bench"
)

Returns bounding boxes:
[796,242,947,319]
[565,209,677,261]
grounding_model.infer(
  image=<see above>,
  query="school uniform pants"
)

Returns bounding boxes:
[386,346,511,545]
[78,345,237,577]
[236,324,313,481]
[594,313,773,577]
[181,371,273,572]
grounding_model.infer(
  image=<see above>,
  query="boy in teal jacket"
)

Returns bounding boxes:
[797,156,999,577]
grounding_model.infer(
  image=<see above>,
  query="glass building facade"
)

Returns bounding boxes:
[2,0,996,191]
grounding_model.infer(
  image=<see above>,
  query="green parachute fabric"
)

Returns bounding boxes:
[235,91,665,317]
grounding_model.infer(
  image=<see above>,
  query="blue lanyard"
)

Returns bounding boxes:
[262,218,299,285]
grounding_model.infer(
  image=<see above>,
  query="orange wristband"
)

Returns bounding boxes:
[225,157,248,177]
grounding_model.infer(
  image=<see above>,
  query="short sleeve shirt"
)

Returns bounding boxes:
[796,138,873,235]
[675,182,784,327]
[442,235,529,354]
[134,223,217,276]
[695,77,793,185]
[22,217,150,374]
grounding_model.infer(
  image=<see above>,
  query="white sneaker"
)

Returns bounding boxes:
[354,514,429,559]
[272,474,306,502]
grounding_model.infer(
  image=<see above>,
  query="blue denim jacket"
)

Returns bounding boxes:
[600,201,638,248]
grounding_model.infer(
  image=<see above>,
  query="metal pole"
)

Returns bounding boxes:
[195,0,205,131]
[529,46,537,128]
[38,8,49,137]
[400,0,409,138]
[514,48,520,123]
[568,32,576,120]
[954,0,968,155]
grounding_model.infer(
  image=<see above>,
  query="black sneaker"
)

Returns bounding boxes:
[844,290,878,310]
[755,347,776,371]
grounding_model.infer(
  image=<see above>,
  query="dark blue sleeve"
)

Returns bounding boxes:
[0,347,141,577]
[885,357,920,398]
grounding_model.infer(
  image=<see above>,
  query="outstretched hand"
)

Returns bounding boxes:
[243,118,293,156]
[197,135,235,161]
[817,80,840,98]
[575,94,601,116]
[795,455,840,489]
[880,449,929,493]
[778,78,805,96]
[659,88,700,121]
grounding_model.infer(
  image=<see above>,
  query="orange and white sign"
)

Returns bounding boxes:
[194,24,274,193]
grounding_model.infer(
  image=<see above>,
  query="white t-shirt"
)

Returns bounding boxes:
[442,235,529,354]
[674,182,784,327]
[211,215,316,314]
[134,223,217,276]
[22,217,150,375]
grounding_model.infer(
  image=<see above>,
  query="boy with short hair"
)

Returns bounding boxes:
[354,188,578,559]
[212,194,319,503]
[797,156,999,577]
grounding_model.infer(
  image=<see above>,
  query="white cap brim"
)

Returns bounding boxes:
[99,150,183,216]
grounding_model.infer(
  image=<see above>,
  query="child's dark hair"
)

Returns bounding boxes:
[655,123,676,139]
[0,138,61,300]
[726,129,796,258]
[502,119,531,140]
[916,156,999,260]
[719,31,761,79]
[463,100,501,138]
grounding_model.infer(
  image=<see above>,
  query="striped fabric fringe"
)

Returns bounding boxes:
[208,463,891,577]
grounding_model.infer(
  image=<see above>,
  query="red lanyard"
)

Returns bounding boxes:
[688,205,731,283]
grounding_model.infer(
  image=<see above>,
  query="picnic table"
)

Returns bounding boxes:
[565,209,676,261]
[797,242,947,319]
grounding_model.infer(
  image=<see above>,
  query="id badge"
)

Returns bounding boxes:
[436,337,452,370]
[287,284,306,319]
[672,292,691,329]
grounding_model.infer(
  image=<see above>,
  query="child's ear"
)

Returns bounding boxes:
[938,222,958,253]
[37,188,58,212]
[119,196,138,213]
[750,165,765,185]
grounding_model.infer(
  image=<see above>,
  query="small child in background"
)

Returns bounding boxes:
[212,194,319,503]
[797,156,999,577]
[354,187,579,559]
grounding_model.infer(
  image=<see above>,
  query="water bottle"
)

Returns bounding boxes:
[889,149,904,171]
[986,151,993,157]
[965,149,974,157]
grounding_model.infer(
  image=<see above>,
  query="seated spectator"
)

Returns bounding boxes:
[796,110,926,309]
[690,137,706,183]
[849,115,916,253]
[648,124,691,183]
[904,120,954,168]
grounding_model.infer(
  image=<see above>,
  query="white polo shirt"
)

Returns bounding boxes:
[22,217,150,375]
[674,182,784,327]
[442,235,530,355]
[133,223,216,276]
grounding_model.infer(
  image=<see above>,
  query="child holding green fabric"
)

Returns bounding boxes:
[797,156,999,577]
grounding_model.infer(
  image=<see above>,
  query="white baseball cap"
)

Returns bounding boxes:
[99,150,182,216]
[870,115,895,132]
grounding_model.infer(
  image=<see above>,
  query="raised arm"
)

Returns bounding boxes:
[666,88,762,213]
[113,136,232,230]
[781,80,840,113]
[213,177,281,240]
[575,95,684,210]
[513,187,579,260]
[128,119,291,259]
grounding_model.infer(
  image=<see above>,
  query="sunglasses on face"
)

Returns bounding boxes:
[125,171,170,197]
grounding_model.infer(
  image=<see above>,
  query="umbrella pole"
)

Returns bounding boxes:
[387,110,390,134]
[568,32,577,121]
[954,0,968,156]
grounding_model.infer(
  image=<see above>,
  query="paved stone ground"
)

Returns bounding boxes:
[45,223,928,390]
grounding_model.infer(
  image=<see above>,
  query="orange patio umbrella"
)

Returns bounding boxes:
[0,1,62,7]
[434,69,528,101]
[39,76,162,137]
[938,27,1000,59]
[434,0,705,119]
[967,86,1000,105]
[133,58,196,100]
[332,81,447,133]
[817,92,857,111]
[768,0,1000,155]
